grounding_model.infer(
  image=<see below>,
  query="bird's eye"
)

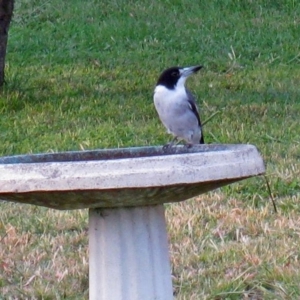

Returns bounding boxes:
[171,71,179,77]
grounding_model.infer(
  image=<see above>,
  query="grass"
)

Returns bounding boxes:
[0,0,299,298]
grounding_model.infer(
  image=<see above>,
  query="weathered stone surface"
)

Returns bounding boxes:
[0,144,265,210]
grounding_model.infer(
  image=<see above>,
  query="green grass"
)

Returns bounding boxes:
[0,0,300,298]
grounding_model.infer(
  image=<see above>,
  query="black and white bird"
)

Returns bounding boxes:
[153,65,204,147]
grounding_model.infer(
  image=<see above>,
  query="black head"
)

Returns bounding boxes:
[156,65,203,90]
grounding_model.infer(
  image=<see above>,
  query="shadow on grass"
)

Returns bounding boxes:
[0,64,152,114]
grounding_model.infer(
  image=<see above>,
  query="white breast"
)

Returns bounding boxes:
[153,85,187,119]
[153,85,201,143]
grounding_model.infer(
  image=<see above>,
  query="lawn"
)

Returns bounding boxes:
[0,0,299,298]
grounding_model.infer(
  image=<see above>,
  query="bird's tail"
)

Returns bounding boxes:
[200,134,204,144]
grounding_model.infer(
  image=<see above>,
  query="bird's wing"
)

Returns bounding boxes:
[186,89,201,127]
[186,89,205,144]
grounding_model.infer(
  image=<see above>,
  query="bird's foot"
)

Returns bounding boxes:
[163,137,178,150]
[184,143,193,149]
[163,143,174,150]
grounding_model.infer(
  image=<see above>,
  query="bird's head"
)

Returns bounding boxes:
[156,65,203,90]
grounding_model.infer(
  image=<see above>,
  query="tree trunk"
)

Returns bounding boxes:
[0,0,14,86]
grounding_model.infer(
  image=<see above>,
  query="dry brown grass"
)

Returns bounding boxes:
[167,192,300,299]
[0,206,89,299]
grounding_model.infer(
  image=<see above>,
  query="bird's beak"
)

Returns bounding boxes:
[181,65,203,77]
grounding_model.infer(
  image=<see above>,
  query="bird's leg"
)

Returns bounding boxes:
[184,143,193,148]
[163,137,178,150]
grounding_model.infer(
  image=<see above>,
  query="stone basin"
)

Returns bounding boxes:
[0,144,265,210]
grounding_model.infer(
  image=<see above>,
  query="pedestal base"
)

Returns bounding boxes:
[89,205,173,300]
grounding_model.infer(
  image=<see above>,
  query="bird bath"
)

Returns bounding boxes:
[0,144,265,299]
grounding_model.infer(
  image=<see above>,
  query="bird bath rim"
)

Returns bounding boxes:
[0,144,254,164]
[0,144,265,210]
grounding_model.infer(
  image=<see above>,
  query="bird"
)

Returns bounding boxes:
[153,65,204,148]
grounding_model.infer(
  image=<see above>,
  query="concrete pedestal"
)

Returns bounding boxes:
[89,205,172,300]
